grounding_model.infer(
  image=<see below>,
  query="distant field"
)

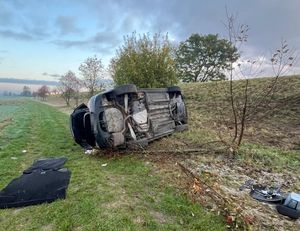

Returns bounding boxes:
[0,83,56,94]
[0,99,225,231]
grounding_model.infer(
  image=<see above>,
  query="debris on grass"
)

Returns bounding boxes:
[249,184,285,203]
[0,157,71,209]
[144,149,300,230]
[178,161,249,230]
[84,149,93,155]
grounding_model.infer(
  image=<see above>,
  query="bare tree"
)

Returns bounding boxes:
[58,71,82,106]
[51,88,59,95]
[72,76,82,107]
[214,12,296,155]
[37,85,50,101]
[79,56,104,97]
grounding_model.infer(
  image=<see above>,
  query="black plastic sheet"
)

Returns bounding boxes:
[0,157,71,209]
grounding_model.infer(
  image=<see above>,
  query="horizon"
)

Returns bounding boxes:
[0,77,59,93]
[1,74,298,94]
[0,77,113,94]
[0,77,59,83]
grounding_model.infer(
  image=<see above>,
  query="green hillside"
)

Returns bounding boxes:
[181,75,300,150]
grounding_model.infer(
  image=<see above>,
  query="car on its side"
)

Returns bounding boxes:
[70,84,188,150]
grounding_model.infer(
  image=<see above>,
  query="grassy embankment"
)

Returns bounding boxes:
[147,75,299,230]
[157,75,300,174]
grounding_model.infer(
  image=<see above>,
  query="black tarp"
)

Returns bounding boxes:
[0,157,71,209]
[23,157,67,174]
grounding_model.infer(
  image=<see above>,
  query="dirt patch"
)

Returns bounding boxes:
[102,193,132,209]
[150,210,169,224]
[40,224,54,231]
[133,216,145,225]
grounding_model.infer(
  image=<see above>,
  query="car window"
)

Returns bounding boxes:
[287,199,297,209]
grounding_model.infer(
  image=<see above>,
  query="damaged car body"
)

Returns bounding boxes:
[70,84,188,150]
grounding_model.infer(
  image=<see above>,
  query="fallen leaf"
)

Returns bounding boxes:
[225,215,233,225]
[192,178,201,193]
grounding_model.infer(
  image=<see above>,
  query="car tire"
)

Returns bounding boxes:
[167,86,181,93]
[113,84,137,96]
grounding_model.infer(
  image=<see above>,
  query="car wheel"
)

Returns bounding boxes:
[113,84,137,95]
[167,86,181,93]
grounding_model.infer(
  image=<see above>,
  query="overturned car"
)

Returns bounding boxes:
[70,84,188,150]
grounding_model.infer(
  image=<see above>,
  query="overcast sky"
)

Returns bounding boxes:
[0,0,299,80]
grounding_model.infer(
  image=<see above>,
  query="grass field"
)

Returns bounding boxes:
[0,99,226,231]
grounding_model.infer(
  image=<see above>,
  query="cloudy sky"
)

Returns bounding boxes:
[0,0,299,80]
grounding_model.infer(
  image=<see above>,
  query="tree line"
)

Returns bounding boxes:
[110,32,238,86]
[18,28,294,103]
[14,85,50,101]
[53,32,239,106]
[18,32,235,106]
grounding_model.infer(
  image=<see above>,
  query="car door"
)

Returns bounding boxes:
[70,103,95,149]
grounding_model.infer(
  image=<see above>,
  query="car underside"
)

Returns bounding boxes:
[70,84,188,150]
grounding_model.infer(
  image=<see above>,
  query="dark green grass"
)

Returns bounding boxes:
[0,100,225,231]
